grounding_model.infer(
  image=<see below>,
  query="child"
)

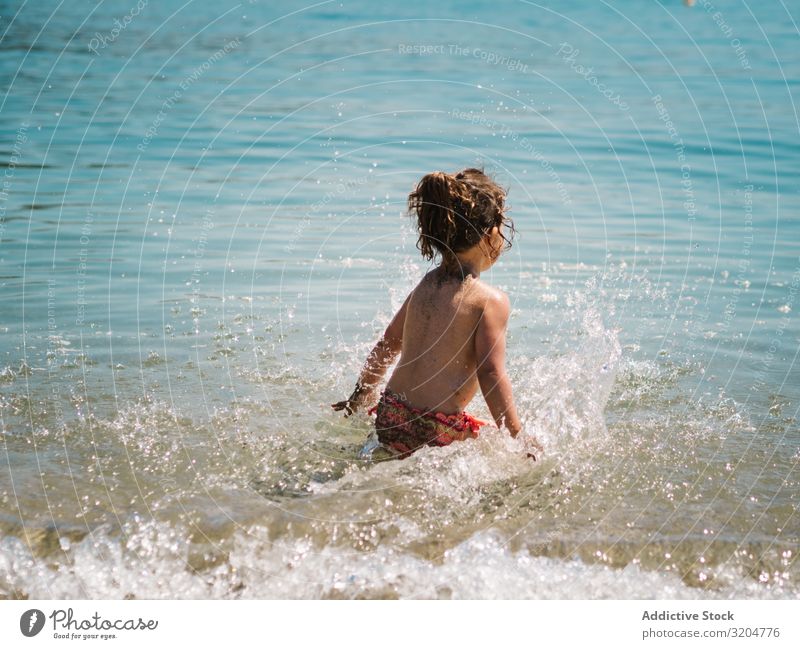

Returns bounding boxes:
[332,168,540,460]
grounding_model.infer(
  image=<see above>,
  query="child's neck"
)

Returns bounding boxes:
[438,257,481,280]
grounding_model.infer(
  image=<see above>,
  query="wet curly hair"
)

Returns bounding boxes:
[407,167,514,267]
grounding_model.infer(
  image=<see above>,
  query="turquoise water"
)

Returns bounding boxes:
[0,0,798,598]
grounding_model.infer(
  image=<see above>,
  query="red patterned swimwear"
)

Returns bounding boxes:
[369,390,489,458]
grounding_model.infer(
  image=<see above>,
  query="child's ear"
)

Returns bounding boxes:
[489,226,502,257]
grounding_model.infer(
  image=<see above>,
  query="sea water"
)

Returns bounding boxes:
[0,0,798,598]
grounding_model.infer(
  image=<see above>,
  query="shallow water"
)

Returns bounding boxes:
[0,0,798,598]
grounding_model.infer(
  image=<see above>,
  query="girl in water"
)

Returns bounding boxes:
[332,168,540,460]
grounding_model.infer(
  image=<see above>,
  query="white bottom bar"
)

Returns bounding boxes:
[1,600,798,648]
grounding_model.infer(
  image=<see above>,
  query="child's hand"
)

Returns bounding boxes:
[331,382,370,417]
[331,397,359,416]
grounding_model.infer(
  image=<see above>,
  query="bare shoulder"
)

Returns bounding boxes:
[408,270,438,300]
[474,280,510,314]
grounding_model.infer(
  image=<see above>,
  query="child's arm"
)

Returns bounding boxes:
[331,294,410,416]
[476,293,543,460]
[475,291,523,436]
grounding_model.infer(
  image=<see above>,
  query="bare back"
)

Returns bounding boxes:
[386,270,499,414]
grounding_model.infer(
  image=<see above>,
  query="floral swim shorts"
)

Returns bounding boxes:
[369,389,488,458]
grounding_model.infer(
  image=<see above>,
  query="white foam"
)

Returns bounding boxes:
[3,522,794,599]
